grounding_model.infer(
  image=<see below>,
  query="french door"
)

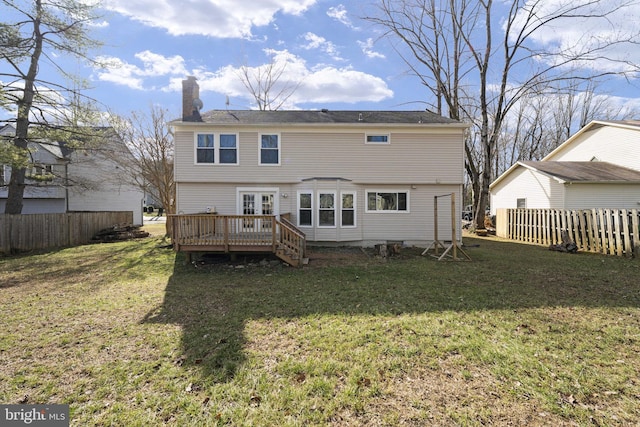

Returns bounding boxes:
[240,191,276,230]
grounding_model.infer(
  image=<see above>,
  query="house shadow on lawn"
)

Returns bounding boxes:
[141,237,640,383]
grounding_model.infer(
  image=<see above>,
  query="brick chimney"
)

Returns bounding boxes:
[182,76,202,121]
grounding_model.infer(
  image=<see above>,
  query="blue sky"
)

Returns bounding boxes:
[87,0,406,117]
[5,0,640,120]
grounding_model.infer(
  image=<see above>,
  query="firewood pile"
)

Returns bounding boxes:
[549,230,578,253]
[92,224,150,243]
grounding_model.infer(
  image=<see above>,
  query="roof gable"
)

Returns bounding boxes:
[543,120,640,161]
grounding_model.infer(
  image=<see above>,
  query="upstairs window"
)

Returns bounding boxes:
[366,191,408,212]
[260,134,280,165]
[196,134,215,163]
[0,165,5,186]
[27,164,54,182]
[366,134,389,144]
[195,133,239,165]
[219,134,238,164]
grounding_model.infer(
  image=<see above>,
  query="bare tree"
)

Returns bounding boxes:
[493,79,640,177]
[236,50,302,110]
[109,106,175,233]
[368,0,640,229]
[1,0,103,214]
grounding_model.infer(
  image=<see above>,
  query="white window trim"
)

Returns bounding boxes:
[297,190,313,228]
[317,191,337,228]
[340,191,357,228]
[194,133,215,165]
[235,187,280,216]
[259,133,281,166]
[365,189,410,213]
[365,133,390,145]
[194,133,240,165]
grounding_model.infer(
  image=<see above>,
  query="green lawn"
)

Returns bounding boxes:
[1,233,639,426]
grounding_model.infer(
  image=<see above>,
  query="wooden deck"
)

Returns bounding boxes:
[169,214,307,266]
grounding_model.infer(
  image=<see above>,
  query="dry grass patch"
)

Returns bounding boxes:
[1,235,640,426]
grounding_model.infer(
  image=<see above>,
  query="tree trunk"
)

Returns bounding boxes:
[5,0,44,214]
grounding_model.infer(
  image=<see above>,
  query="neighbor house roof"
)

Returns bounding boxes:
[517,161,640,184]
[176,109,467,127]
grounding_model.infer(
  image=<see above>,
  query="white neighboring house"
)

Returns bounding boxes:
[0,124,144,224]
[490,120,640,211]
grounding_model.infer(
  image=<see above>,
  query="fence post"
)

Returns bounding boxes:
[632,209,639,258]
[621,210,631,258]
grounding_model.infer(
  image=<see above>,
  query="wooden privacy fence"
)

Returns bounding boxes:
[497,208,640,258]
[0,211,133,254]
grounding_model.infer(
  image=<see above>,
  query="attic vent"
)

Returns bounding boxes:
[590,156,600,162]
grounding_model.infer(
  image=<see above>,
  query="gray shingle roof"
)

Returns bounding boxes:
[194,109,462,125]
[521,161,640,183]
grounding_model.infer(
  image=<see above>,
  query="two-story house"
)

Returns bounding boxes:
[0,124,144,223]
[170,77,468,264]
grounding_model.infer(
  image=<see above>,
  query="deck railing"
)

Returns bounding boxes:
[169,214,306,266]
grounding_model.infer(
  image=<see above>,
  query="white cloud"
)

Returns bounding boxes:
[169,49,393,109]
[88,20,109,28]
[302,32,343,61]
[327,4,358,29]
[94,51,187,89]
[101,0,317,38]
[358,38,385,59]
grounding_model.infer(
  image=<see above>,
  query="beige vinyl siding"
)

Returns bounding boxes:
[174,129,464,184]
[491,167,565,209]
[176,183,296,215]
[361,184,461,245]
[546,126,640,171]
[564,184,640,210]
[176,182,462,245]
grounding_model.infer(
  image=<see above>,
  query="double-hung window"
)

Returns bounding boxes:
[298,192,313,227]
[219,134,237,164]
[299,191,357,228]
[0,165,6,186]
[318,192,336,227]
[196,133,238,164]
[341,192,356,227]
[366,191,408,212]
[196,134,215,164]
[260,134,280,165]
